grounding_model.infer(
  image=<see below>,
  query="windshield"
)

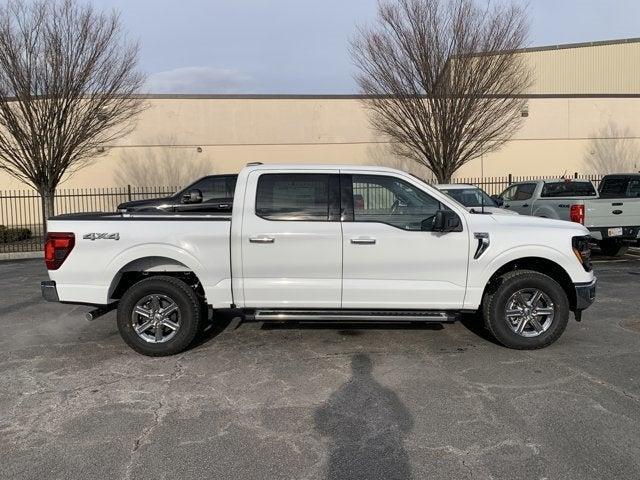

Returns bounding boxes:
[440,187,496,208]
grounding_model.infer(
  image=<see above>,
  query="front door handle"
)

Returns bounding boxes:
[522,203,529,207]
[249,235,275,244]
[351,237,376,245]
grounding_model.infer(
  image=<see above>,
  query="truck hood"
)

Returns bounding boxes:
[468,206,518,216]
[491,214,589,235]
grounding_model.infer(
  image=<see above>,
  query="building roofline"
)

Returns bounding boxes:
[513,36,640,54]
[135,93,640,100]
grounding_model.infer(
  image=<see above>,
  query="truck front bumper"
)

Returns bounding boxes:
[574,278,597,311]
[41,280,59,302]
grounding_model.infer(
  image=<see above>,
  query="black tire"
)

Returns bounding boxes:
[482,270,570,350]
[117,276,202,356]
[599,239,628,257]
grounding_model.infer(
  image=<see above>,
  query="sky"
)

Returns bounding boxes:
[92,0,640,94]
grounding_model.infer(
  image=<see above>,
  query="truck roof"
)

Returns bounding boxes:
[242,163,410,175]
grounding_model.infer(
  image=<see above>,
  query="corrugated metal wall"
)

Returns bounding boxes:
[522,40,640,95]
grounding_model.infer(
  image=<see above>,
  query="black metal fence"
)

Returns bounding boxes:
[0,173,605,254]
[0,186,178,253]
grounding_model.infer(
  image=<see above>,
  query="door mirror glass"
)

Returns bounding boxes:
[491,195,504,206]
[431,210,462,232]
[182,189,203,204]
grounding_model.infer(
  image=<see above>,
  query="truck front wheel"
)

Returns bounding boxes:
[483,270,569,349]
[117,276,202,356]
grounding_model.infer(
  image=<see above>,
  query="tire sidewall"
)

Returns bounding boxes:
[117,277,199,356]
[488,273,569,349]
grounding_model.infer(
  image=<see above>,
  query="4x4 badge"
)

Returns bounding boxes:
[83,233,120,241]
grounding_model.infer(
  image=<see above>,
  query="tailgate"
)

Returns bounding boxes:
[585,199,640,229]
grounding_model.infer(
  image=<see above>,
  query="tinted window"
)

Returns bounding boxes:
[599,177,640,198]
[501,183,536,201]
[352,175,442,231]
[256,174,330,221]
[441,188,496,207]
[541,181,596,197]
[189,176,236,202]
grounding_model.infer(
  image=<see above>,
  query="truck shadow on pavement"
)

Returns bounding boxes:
[314,353,414,480]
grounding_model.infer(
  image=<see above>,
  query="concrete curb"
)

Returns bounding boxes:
[0,251,42,261]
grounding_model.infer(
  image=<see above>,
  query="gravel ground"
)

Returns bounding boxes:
[1,253,640,480]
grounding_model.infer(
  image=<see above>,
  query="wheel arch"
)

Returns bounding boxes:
[482,257,577,310]
[108,256,205,301]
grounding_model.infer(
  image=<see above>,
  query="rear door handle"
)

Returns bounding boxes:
[351,237,376,245]
[522,203,529,207]
[249,235,275,244]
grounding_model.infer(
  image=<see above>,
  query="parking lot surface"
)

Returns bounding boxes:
[1,253,640,480]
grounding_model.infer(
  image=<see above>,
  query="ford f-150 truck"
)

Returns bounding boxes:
[41,164,596,356]
[497,178,640,256]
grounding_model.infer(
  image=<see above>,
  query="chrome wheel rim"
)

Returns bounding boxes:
[505,288,555,338]
[131,294,181,343]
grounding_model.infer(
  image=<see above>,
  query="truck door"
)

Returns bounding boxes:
[240,170,342,308]
[340,173,469,309]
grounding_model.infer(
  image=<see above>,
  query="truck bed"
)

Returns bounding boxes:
[47,213,233,308]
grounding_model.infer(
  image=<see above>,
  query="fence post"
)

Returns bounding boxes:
[574,172,578,179]
[127,184,132,201]
[508,173,512,185]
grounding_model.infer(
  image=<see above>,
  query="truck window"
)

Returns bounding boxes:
[599,177,640,198]
[256,173,330,221]
[502,183,535,201]
[541,181,596,197]
[352,175,441,231]
[189,176,236,202]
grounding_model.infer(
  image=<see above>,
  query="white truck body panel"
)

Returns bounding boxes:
[46,165,594,312]
[48,217,233,308]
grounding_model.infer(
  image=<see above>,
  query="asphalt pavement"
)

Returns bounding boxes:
[1,252,640,480]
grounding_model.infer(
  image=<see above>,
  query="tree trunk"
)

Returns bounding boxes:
[40,188,55,236]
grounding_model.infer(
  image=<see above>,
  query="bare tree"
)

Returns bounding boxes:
[0,0,145,224]
[113,137,214,187]
[352,0,531,183]
[583,122,639,174]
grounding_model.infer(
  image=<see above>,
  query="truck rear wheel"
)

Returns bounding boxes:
[483,270,569,349]
[117,276,202,356]
[598,239,628,257]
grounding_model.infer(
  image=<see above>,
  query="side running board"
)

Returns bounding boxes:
[253,310,458,322]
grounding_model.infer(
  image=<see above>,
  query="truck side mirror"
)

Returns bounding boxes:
[182,189,203,204]
[431,210,462,232]
[491,195,504,207]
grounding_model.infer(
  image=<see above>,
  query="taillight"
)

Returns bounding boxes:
[44,232,75,270]
[570,204,585,224]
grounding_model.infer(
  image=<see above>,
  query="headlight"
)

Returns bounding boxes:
[572,235,592,272]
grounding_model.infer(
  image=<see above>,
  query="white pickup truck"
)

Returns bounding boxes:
[41,164,596,356]
[497,177,640,256]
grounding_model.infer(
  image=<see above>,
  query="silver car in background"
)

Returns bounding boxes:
[436,184,518,215]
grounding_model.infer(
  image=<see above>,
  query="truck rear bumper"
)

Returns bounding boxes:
[574,278,597,311]
[41,281,59,302]
[588,227,640,241]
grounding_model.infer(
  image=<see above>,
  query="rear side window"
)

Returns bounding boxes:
[541,181,596,197]
[256,174,330,221]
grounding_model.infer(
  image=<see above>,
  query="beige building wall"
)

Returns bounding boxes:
[1,95,638,190]
[522,39,640,95]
